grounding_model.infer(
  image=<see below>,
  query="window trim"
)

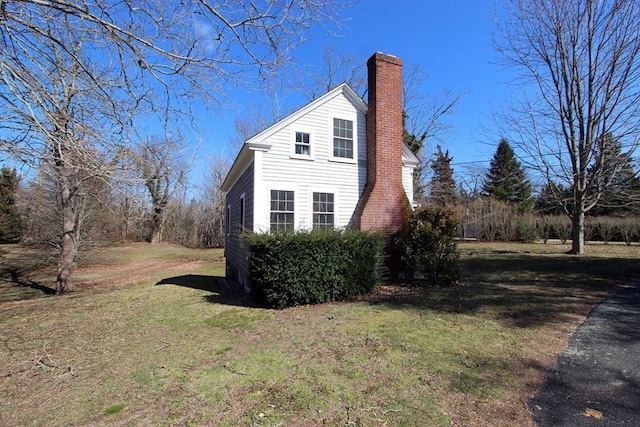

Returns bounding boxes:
[311,191,335,230]
[269,189,295,232]
[329,116,357,164]
[226,205,231,236]
[290,128,314,160]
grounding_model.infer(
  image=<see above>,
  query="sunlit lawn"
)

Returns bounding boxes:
[1,241,638,426]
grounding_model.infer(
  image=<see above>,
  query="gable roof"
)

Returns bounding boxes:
[222,83,366,192]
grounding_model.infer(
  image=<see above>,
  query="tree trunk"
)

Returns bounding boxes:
[56,183,77,293]
[150,208,164,244]
[569,200,586,255]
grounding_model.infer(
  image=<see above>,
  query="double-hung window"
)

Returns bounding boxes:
[312,192,334,229]
[294,131,311,156]
[270,190,294,232]
[333,118,353,159]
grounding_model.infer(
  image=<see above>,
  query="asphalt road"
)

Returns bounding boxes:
[529,284,640,426]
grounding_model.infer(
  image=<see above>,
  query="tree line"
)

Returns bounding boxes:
[417,136,640,243]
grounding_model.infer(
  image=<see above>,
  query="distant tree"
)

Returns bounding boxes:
[482,138,533,211]
[428,146,458,207]
[587,133,640,216]
[535,182,568,216]
[133,136,187,244]
[303,45,367,101]
[402,64,466,202]
[0,167,23,243]
[496,0,640,254]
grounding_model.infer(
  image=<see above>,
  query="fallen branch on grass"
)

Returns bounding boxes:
[222,364,247,375]
[156,340,170,352]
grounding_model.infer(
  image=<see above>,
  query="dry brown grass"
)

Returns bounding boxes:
[1,241,638,426]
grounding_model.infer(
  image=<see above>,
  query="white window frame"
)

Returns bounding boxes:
[290,128,314,160]
[311,191,335,230]
[226,205,231,236]
[269,189,295,232]
[329,115,357,164]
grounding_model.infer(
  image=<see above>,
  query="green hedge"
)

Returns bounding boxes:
[248,229,384,309]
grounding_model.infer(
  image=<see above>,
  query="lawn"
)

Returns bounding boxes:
[1,241,638,426]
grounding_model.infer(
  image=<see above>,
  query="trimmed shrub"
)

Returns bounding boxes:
[248,229,384,309]
[396,207,461,286]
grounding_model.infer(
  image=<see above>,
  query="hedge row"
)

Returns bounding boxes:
[248,229,384,309]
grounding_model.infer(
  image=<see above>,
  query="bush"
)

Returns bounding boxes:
[248,229,384,309]
[396,207,461,286]
[517,219,539,243]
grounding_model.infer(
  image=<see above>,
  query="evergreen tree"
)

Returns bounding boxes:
[535,182,569,215]
[429,145,458,207]
[483,138,533,211]
[0,167,23,243]
[588,133,640,216]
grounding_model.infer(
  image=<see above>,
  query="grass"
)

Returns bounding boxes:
[1,241,638,426]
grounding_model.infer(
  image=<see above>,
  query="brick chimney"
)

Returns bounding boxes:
[354,52,411,237]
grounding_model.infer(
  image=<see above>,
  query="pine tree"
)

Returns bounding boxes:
[429,145,458,207]
[0,167,23,243]
[483,138,533,211]
[588,133,640,216]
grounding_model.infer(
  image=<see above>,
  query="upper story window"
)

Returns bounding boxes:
[333,118,353,159]
[295,131,310,156]
[270,190,294,232]
[312,192,334,230]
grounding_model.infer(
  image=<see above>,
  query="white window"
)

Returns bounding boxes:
[270,190,294,232]
[333,118,353,159]
[313,192,334,230]
[294,131,310,156]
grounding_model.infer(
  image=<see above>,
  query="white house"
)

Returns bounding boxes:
[221,52,419,287]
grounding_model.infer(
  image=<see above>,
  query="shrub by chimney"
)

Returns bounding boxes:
[354,52,411,238]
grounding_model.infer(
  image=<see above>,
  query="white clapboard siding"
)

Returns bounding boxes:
[254,90,366,231]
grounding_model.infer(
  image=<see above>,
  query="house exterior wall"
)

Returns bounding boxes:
[402,164,415,206]
[224,161,254,287]
[252,92,367,232]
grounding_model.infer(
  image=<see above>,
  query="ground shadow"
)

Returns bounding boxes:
[155,274,261,308]
[364,254,639,330]
[0,267,55,301]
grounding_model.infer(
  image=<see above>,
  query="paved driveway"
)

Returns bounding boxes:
[529,284,640,426]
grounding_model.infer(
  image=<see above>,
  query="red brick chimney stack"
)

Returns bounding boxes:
[354,52,410,237]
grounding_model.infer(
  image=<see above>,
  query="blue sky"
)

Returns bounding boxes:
[194,0,513,189]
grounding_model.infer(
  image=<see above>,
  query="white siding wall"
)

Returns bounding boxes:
[253,92,367,232]
[402,165,415,207]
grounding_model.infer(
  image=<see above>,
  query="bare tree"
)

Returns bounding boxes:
[229,105,274,149]
[0,0,346,293]
[302,45,367,100]
[495,0,640,254]
[199,155,231,247]
[402,63,467,201]
[133,136,187,244]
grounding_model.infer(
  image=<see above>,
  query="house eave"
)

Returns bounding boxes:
[402,143,420,169]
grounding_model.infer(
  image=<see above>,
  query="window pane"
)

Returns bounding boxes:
[295,132,310,156]
[333,119,353,159]
[270,190,294,232]
[312,192,334,230]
